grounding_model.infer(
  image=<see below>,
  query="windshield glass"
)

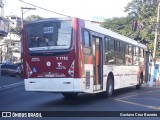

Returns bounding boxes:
[26,20,72,52]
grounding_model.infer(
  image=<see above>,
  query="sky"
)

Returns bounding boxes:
[4,0,132,21]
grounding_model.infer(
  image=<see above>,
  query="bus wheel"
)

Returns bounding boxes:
[106,76,114,97]
[62,93,78,99]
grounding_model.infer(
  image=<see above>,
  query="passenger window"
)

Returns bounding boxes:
[120,42,125,53]
[82,30,91,55]
[82,31,91,47]
[116,41,120,51]
[105,37,115,64]
[133,46,139,65]
[125,44,132,65]
[105,37,109,51]
[139,48,144,65]
[116,41,125,64]
[136,47,139,56]
[108,38,115,51]
[129,45,132,55]
[140,48,144,57]
[126,44,129,54]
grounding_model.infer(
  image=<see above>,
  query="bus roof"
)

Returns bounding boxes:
[26,17,73,25]
[84,20,147,50]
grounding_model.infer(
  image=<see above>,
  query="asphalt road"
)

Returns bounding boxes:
[0,83,160,120]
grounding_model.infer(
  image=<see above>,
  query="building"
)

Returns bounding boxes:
[0,0,4,16]
[0,0,9,63]
[6,15,21,29]
[3,33,21,63]
[0,0,9,37]
[90,16,105,25]
[0,0,21,63]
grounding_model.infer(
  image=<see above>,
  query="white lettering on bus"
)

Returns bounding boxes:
[56,62,66,69]
[31,58,40,62]
[43,27,53,33]
[56,57,68,61]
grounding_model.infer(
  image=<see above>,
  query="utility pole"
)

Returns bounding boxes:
[0,45,2,63]
[149,2,160,86]
[21,7,36,28]
[20,7,36,64]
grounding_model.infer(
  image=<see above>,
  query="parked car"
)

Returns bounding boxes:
[1,63,21,77]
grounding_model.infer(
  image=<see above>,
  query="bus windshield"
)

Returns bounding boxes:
[26,20,72,52]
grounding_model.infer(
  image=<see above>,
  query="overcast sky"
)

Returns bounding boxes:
[4,0,132,21]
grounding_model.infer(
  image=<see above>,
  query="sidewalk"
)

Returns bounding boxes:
[142,83,160,88]
[0,76,24,90]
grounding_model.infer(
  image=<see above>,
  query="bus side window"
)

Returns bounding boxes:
[82,30,92,64]
[133,46,139,65]
[139,48,144,65]
[105,37,115,64]
[82,31,91,47]
[82,30,91,55]
[116,41,125,64]
[125,44,133,65]
[140,48,144,58]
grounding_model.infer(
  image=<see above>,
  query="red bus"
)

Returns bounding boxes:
[22,17,148,98]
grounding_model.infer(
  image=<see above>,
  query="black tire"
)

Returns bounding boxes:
[106,76,114,97]
[98,76,114,97]
[62,93,78,99]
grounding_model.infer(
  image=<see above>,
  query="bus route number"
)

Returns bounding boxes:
[56,56,68,61]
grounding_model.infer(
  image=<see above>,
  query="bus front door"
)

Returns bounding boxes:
[92,36,103,90]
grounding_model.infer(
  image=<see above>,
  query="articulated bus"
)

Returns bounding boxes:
[22,17,149,98]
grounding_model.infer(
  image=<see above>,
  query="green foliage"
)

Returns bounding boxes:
[24,15,43,23]
[101,0,160,55]
[11,15,43,34]
[10,25,22,35]
[102,17,132,35]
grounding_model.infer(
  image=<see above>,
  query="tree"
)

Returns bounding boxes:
[101,0,160,52]
[124,0,159,50]
[24,15,43,23]
[11,15,43,34]
[101,16,133,36]
[10,25,22,35]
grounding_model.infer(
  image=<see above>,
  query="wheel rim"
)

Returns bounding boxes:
[107,78,113,96]
[108,79,113,95]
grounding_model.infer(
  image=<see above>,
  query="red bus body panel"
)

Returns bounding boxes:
[22,18,83,79]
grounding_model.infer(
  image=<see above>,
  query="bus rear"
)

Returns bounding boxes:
[23,18,83,95]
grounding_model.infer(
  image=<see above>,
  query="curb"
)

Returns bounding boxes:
[142,84,160,88]
[0,82,24,91]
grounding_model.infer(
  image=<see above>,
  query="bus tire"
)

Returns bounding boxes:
[136,74,143,89]
[106,76,114,97]
[62,93,78,99]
